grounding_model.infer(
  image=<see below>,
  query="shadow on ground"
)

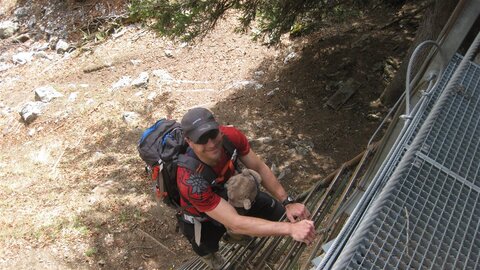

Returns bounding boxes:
[41,3,420,269]
[211,13,416,193]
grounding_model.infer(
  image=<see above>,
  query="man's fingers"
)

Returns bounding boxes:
[290,220,316,244]
[285,203,311,221]
[303,232,316,245]
[307,221,316,244]
[286,212,296,223]
[304,209,311,219]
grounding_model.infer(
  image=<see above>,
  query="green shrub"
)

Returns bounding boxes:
[128,0,369,43]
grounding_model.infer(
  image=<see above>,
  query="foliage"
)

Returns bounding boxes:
[85,247,98,257]
[128,0,370,43]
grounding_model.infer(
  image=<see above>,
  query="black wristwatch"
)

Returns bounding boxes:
[282,196,295,207]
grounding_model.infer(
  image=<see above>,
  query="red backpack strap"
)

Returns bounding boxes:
[151,164,166,199]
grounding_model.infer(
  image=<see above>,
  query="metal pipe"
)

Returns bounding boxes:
[297,144,377,202]
[318,31,480,270]
[286,164,359,269]
[277,165,348,268]
[402,40,442,121]
[252,168,337,267]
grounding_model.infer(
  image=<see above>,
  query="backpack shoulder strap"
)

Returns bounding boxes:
[222,136,236,158]
[222,136,239,171]
[177,154,217,183]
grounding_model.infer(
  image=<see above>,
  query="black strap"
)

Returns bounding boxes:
[177,154,217,182]
[222,136,240,172]
[222,136,235,157]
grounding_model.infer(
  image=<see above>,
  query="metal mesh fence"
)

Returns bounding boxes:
[332,55,480,269]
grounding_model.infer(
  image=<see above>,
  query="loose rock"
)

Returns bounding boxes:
[19,101,44,123]
[27,16,36,29]
[367,112,382,121]
[130,59,142,66]
[256,136,273,144]
[34,51,53,60]
[270,163,279,176]
[266,88,279,97]
[284,52,297,64]
[254,70,265,78]
[12,51,34,65]
[147,92,157,101]
[55,39,70,54]
[14,7,29,18]
[131,72,149,88]
[164,49,174,57]
[227,80,262,91]
[34,86,63,103]
[122,111,139,124]
[68,92,78,102]
[277,167,291,181]
[294,140,314,156]
[0,21,19,39]
[111,76,132,90]
[33,42,50,52]
[153,69,174,81]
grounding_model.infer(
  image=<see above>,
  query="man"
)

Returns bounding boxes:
[177,107,315,269]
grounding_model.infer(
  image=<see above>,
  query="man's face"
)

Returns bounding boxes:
[187,129,223,166]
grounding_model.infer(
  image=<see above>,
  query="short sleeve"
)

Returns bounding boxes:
[219,126,250,156]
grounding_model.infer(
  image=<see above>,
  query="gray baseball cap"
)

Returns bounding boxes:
[181,107,219,142]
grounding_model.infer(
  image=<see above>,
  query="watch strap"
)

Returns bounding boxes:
[282,196,295,207]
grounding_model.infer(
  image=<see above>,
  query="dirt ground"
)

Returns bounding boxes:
[0,1,423,269]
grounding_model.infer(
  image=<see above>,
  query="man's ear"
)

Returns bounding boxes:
[184,137,193,147]
[243,199,252,210]
[248,169,262,184]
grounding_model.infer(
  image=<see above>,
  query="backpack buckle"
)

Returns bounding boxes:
[231,149,238,161]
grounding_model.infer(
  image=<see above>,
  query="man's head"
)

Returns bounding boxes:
[181,107,223,165]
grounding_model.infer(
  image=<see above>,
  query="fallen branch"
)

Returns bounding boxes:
[136,228,177,255]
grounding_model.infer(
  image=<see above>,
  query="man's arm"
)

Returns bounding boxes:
[206,198,315,244]
[239,149,287,201]
[239,149,310,221]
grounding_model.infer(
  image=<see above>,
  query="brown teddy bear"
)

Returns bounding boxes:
[226,168,262,211]
[224,168,262,244]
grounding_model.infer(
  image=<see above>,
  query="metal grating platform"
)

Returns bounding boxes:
[329,55,480,269]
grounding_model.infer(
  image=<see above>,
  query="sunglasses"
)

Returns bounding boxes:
[195,129,220,144]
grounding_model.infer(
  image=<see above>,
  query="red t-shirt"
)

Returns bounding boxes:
[177,126,250,216]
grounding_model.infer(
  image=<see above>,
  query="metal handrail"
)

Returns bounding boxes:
[401,40,443,122]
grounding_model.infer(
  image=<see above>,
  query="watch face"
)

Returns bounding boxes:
[283,196,294,206]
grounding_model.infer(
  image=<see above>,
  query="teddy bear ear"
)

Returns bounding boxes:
[248,169,262,184]
[243,199,252,210]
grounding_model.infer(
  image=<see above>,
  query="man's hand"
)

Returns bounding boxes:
[289,220,316,245]
[285,202,311,222]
